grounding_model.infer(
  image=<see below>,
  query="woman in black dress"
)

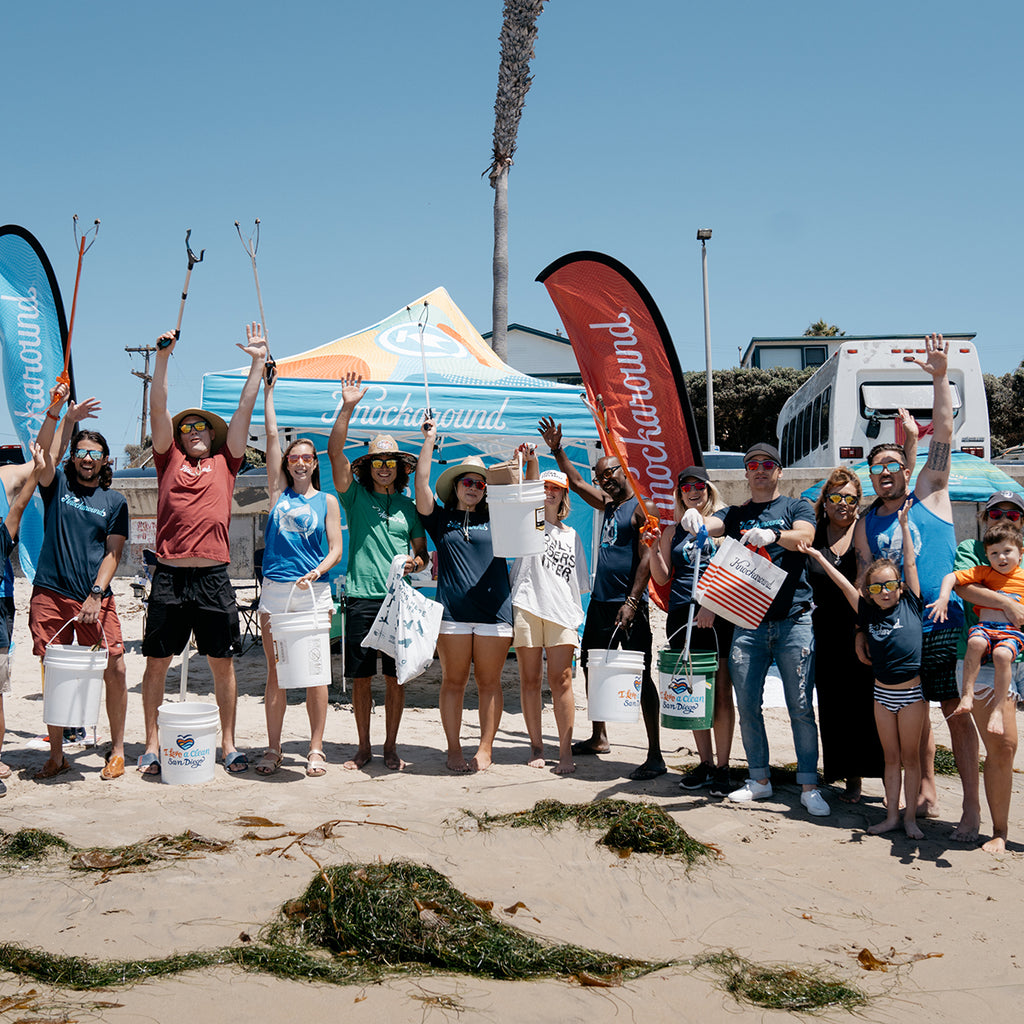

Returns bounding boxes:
[807,466,884,801]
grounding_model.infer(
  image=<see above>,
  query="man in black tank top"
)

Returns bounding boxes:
[540,418,664,780]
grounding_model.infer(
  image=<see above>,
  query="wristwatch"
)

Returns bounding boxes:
[90,585,103,597]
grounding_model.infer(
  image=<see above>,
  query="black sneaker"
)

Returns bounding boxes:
[708,765,732,797]
[679,761,713,789]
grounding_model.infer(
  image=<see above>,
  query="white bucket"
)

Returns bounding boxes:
[42,618,107,728]
[158,702,219,784]
[587,648,644,723]
[488,480,546,557]
[270,583,332,689]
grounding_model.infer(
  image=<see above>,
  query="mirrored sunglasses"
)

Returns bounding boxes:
[73,448,104,462]
[371,458,398,469]
[867,579,900,594]
[679,481,707,493]
[826,493,858,507]
[869,460,904,476]
[459,477,486,491]
[179,420,210,435]
[287,453,316,465]
[987,508,1023,522]
[745,459,778,472]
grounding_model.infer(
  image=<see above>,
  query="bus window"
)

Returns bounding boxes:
[821,386,830,448]
[811,393,822,450]
[802,405,812,458]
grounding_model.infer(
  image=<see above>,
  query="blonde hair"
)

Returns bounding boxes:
[674,476,723,521]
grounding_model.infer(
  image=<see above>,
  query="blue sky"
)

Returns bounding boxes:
[3,1,1021,456]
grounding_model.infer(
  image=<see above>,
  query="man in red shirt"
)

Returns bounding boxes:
[137,323,268,775]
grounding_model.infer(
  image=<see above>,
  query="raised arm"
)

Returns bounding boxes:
[538,417,606,511]
[799,540,861,613]
[2,443,45,539]
[151,330,177,455]
[226,322,270,459]
[911,334,952,504]
[898,502,920,598]
[326,372,368,495]
[264,366,285,506]
[898,407,919,478]
[415,419,437,516]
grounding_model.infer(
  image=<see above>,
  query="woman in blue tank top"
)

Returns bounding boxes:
[255,371,343,778]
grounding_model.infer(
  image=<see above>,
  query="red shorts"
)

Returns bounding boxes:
[29,586,125,660]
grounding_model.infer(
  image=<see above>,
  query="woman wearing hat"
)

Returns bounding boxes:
[416,418,513,772]
[254,369,343,777]
[648,466,736,795]
[510,459,590,775]
[328,373,428,771]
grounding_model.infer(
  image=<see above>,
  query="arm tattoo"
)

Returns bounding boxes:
[926,441,950,473]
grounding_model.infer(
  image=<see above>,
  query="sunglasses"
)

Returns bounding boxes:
[179,420,210,435]
[596,466,622,482]
[867,579,900,594]
[825,493,858,507]
[459,477,486,491]
[987,508,1023,522]
[371,459,398,469]
[679,481,707,493]
[73,448,104,462]
[287,453,316,465]
[745,459,779,472]
[869,460,905,476]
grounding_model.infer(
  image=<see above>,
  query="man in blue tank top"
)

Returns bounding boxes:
[539,417,663,781]
[854,333,981,842]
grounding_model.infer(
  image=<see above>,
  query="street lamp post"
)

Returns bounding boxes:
[697,228,715,452]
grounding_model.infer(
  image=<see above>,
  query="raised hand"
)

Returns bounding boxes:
[341,371,367,409]
[907,333,948,378]
[538,416,562,452]
[238,322,269,363]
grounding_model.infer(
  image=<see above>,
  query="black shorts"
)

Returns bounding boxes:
[581,599,652,675]
[142,564,241,659]
[665,605,734,660]
[344,597,397,679]
[0,595,13,693]
[921,627,959,703]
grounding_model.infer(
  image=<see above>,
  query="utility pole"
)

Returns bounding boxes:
[125,344,157,448]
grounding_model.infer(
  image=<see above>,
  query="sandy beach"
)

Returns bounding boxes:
[1,576,1022,1023]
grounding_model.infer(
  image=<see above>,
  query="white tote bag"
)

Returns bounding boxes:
[362,556,443,685]
[694,537,788,630]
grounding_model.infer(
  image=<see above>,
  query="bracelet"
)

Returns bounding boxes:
[46,409,61,421]
[549,445,561,454]
[624,596,639,609]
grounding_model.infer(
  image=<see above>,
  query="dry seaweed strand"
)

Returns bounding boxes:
[471,799,720,864]
[70,832,231,878]
[694,950,867,1012]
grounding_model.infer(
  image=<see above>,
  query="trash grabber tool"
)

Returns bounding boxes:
[416,300,433,420]
[158,230,204,350]
[235,218,276,383]
[59,215,100,388]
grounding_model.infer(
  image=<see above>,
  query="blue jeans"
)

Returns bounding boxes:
[729,611,818,786]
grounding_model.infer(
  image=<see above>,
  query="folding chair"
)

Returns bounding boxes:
[236,549,264,652]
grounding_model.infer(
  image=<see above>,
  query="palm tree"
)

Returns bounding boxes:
[488,0,546,361]
[804,319,845,337]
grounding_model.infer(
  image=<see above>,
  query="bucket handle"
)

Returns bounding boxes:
[285,580,329,618]
[46,617,109,652]
[664,618,719,677]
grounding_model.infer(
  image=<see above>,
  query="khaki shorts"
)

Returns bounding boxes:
[513,606,578,649]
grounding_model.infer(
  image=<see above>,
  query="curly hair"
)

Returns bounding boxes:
[356,459,409,494]
[65,429,112,490]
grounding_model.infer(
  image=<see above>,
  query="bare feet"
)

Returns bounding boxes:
[917,796,941,819]
[838,777,862,803]
[904,818,924,840]
[383,749,406,771]
[987,708,1005,736]
[867,817,901,835]
[469,753,492,772]
[527,747,545,769]
[554,760,576,775]
[343,749,372,771]
[950,812,981,843]
[447,757,472,773]
[570,739,609,755]
[981,835,1007,854]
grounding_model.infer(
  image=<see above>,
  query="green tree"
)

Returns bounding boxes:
[686,367,815,453]
[804,320,845,337]
[487,0,545,362]
[985,364,1024,455]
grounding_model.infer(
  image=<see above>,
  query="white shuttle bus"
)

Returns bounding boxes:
[777,335,989,470]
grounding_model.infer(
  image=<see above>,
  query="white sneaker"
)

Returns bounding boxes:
[728,779,773,802]
[800,788,831,816]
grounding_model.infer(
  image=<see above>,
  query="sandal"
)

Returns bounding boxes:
[306,750,328,777]
[100,755,125,781]
[136,752,161,776]
[0,761,11,780]
[224,751,249,774]
[255,750,283,776]
[35,757,71,780]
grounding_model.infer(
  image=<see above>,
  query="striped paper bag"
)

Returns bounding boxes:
[694,537,788,630]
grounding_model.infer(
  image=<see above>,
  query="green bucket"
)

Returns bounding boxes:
[658,648,717,731]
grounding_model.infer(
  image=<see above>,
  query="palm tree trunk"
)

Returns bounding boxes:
[491,162,510,362]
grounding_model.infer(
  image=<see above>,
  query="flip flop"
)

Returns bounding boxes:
[224,751,249,774]
[100,755,125,781]
[628,764,668,781]
[136,752,161,776]
[34,757,71,780]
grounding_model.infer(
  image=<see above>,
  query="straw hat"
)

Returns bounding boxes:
[172,408,228,454]
[350,434,417,472]
[436,456,488,504]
